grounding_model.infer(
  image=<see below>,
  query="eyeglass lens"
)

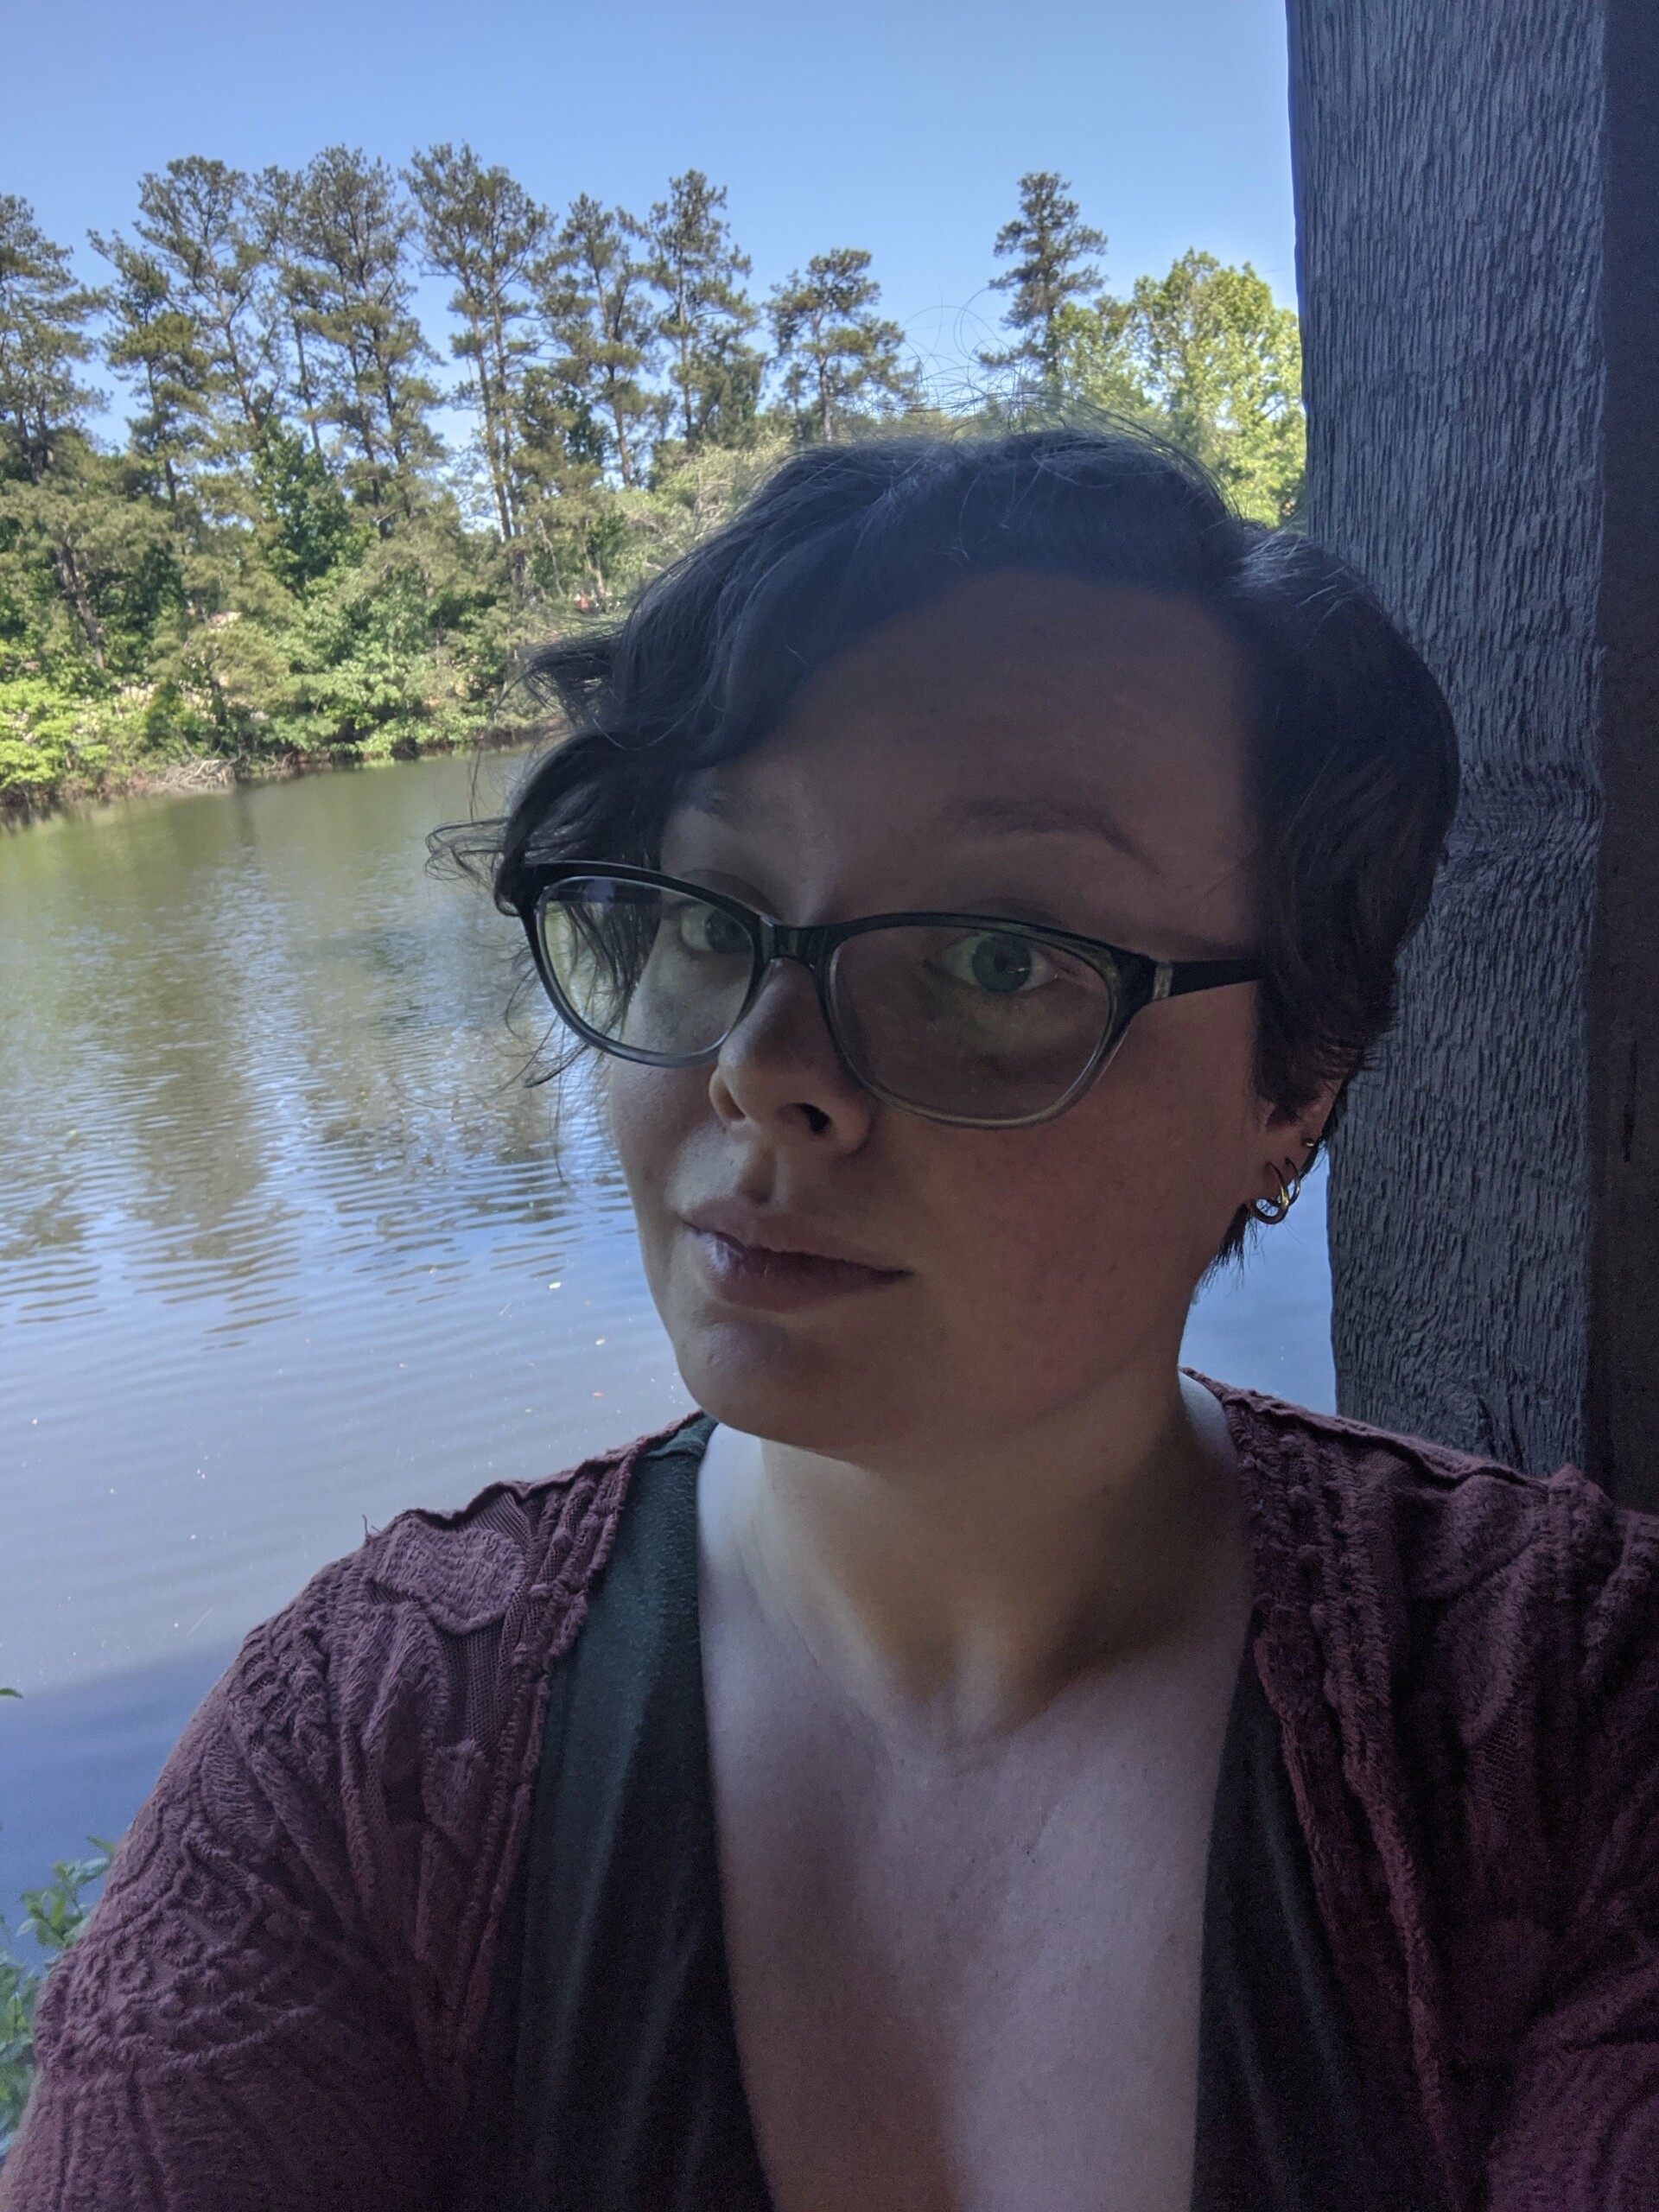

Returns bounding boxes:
[537,876,1120,1122]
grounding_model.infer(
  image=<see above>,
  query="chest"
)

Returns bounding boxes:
[703,1611,1236,2212]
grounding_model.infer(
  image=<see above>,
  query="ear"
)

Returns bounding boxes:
[1249,1076,1344,1208]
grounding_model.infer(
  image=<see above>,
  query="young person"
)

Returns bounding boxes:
[7,431,1657,2212]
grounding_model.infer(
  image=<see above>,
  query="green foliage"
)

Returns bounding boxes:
[0,670,166,802]
[645,171,761,453]
[981,170,1108,385]
[538,195,661,491]
[253,420,364,591]
[768,249,919,444]
[0,162,1306,816]
[288,147,443,531]
[1055,251,1306,524]
[91,231,213,509]
[0,197,105,491]
[127,156,272,444]
[283,515,508,752]
[0,1693,114,2154]
[409,143,547,546]
[0,1840,115,2152]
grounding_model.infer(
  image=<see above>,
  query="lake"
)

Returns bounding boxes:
[0,750,1333,1942]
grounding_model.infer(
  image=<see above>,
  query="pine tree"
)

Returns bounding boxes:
[0,199,127,670]
[250,166,329,461]
[645,171,760,450]
[408,143,547,549]
[768,249,918,443]
[0,197,104,484]
[286,147,442,531]
[982,171,1107,384]
[538,195,659,488]
[91,230,210,509]
[125,158,274,444]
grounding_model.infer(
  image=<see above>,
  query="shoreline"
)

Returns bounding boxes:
[0,721,546,831]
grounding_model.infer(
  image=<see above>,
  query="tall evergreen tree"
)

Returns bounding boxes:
[251,166,328,461]
[125,158,273,443]
[982,171,1107,383]
[91,231,210,509]
[0,200,135,671]
[287,147,442,531]
[408,143,547,549]
[768,249,918,442]
[645,171,759,449]
[0,197,103,483]
[538,196,658,488]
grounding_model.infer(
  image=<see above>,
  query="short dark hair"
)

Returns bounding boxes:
[467,428,1458,1258]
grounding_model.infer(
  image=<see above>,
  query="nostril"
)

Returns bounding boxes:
[802,1103,831,1135]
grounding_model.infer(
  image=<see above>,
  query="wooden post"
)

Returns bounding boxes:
[1287,0,1659,1503]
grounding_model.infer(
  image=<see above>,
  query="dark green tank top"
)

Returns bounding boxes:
[458,1421,1429,2211]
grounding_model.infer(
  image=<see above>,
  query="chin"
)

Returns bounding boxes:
[668,1313,900,1459]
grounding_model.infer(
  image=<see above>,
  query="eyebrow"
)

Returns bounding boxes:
[932,791,1156,869]
[678,779,743,822]
[681,782,1155,868]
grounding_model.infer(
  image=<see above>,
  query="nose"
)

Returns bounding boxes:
[708,957,874,1149]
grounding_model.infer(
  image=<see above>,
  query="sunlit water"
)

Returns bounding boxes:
[0,751,1332,1943]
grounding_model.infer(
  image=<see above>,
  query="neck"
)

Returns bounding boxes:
[700,1364,1252,1744]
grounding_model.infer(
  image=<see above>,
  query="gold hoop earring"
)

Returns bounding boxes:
[1250,1169,1303,1226]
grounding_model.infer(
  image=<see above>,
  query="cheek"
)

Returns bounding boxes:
[924,1134,1150,1368]
[921,1007,1263,1354]
[606,1063,701,1280]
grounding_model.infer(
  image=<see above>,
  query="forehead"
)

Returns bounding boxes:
[681,572,1256,867]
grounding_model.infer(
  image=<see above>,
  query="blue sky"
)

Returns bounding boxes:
[9,0,1295,407]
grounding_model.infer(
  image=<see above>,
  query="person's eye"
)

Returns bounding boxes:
[675,903,751,958]
[935,931,1057,996]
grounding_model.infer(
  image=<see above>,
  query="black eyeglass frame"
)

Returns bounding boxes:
[514,861,1264,1130]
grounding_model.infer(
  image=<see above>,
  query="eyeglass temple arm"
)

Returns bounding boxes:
[1154,957,1265,1000]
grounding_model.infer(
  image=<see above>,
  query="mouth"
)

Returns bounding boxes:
[683,1205,908,1312]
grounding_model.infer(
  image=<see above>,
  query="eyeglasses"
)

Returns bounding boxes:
[515,862,1262,1130]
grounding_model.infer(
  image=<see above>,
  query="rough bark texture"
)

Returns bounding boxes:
[1586,6,1659,1504]
[1288,0,1659,1500]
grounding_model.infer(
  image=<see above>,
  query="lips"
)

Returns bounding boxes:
[682,1202,907,1312]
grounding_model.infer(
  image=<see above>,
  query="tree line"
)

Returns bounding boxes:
[0,162,1305,811]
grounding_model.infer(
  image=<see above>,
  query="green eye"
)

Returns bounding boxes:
[938,931,1053,995]
[676,903,751,958]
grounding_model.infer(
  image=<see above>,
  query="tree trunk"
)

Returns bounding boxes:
[486,305,520,543]
[54,535,105,669]
[609,381,635,488]
[1288,0,1659,1502]
[291,314,325,461]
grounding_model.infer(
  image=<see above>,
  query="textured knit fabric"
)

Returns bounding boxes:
[4,1383,1659,2210]
[459,1418,1421,2212]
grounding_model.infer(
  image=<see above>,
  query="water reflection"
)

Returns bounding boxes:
[2,755,697,1713]
[1,762,581,1333]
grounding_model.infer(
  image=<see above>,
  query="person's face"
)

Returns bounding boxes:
[607,571,1311,1468]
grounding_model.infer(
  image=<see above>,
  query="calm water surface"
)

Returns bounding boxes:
[0,751,1332,1931]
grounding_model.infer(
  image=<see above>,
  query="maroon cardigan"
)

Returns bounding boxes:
[5,1384,1659,2210]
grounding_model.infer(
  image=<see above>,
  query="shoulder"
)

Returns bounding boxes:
[29,1416,702,2126]
[1211,1379,1659,1688]
[316,1413,703,1636]
[1210,1382,1659,2187]
[1216,1379,1659,2018]
[240,1413,708,1770]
